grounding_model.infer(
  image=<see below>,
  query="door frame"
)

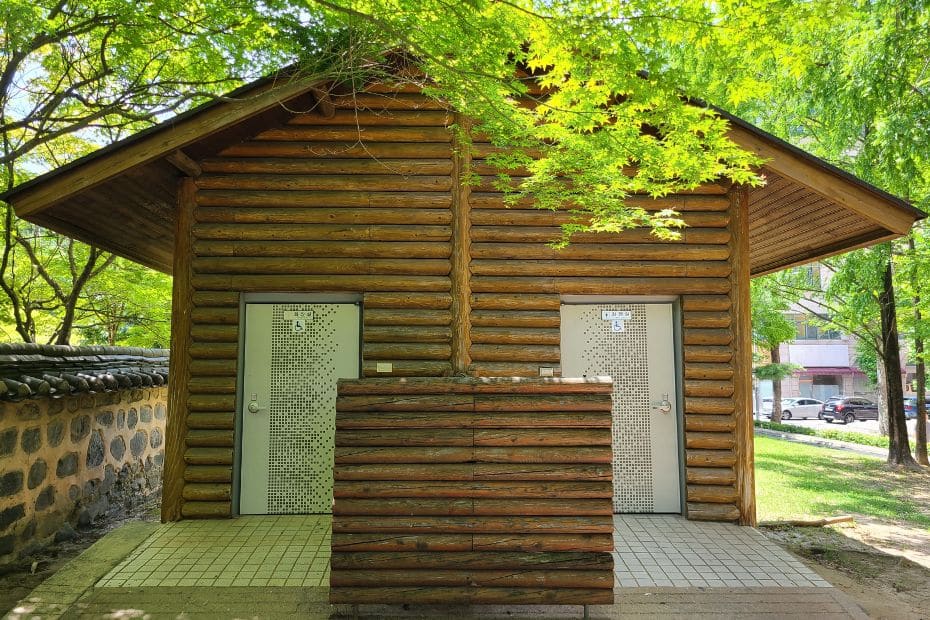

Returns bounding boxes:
[559,295,687,515]
[232,292,363,516]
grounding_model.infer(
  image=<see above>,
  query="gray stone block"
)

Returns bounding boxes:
[48,399,64,415]
[155,403,166,420]
[0,470,23,497]
[110,435,126,460]
[70,415,91,442]
[140,405,152,423]
[20,427,41,454]
[0,504,25,532]
[150,427,163,449]
[130,430,147,458]
[0,427,16,457]
[27,459,47,489]
[0,534,14,556]
[117,409,125,429]
[16,402,39,420]
[57,452,79,477]
[68,484,81,501]
[127,408,138,429]
[34,485,55,511]
[95,410,114,427]
[47,419,65,448]
[86,430,105,467]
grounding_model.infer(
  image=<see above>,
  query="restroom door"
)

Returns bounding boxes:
[561,303,681,513]
[239,303,360,515]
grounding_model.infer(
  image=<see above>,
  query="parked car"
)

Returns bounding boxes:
[903,397,930,420]
[821,397,878,424]
[777,398,825,420]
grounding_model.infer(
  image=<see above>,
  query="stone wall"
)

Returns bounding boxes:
[0,346,168,565]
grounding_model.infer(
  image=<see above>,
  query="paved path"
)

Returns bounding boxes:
[755,427,887,458]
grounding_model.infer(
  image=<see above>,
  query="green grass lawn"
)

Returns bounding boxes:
[754,436,930,529]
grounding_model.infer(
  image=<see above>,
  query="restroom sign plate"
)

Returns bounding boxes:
[601,310,631,321]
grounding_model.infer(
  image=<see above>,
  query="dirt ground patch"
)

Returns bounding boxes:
[763,523,930,619]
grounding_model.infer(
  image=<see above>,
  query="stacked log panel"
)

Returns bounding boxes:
[331,377,614,605]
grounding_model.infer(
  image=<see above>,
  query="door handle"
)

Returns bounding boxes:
[651,393,672,414]
[247,400,266,414]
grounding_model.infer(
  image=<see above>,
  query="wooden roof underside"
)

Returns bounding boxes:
[5,80,922,276]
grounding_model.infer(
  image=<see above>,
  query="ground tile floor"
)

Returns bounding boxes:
[6,515,866,619]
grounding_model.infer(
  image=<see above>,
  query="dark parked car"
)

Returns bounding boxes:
[821,397,878,424]
[903,397,930,420]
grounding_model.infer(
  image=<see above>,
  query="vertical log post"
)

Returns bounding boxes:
[162,177,196,522]
[450,114,473,375]
[730,185,756,526]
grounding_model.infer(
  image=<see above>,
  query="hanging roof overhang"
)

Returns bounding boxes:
[1,72,923,275]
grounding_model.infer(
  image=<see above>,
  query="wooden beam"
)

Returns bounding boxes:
[310,86,337,118]
[164,149,202,177]
[730,185,756,526]
[729,127,918,235]
[162,177,196,522]
[450,114,472,375]
[750,229,898,278]
[12,75,321,217]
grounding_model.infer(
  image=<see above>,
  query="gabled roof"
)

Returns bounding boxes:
[1,72,923,274]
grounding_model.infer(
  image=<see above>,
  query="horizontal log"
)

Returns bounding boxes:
[362,360,451,377]
[336,394,472,412]
[683,345,732,363]
[683,363,734,380]
[471,310,560,328]
[328,587,613,606]
[180,501,231,518]
[362,343,452,361]
[684,380,734,398]
[471,259,730,278]
[471,242,729,262]
[470,344,560,363]
[685,397,736,414]
[684,414,736,433]
[333,498,610,517]
[194,256,451,276]
[469,208,729,229]
[189,359,237,377]
[186,412,235,430]
[474,394,611,412]
[471,276,730,295]
[337,393,611,412]
[188,394,236,412]
[329,569,613,589]
[182,483,231,502]
[682,295,731,312]
[471,226,730,245]
[337,429,472,446]
[200,157,453,176]
[363,325,450,343]
[336,411,610,429]
[474,428,611,446]
[193,274,450,292]
[289,109,452,127]
[191,307,239,325]
[186,429,235,447]
[683,328,733,346]
[333,480,612,499]
[470,327,560,346]
[473,534,613,553]
[187,377,236,394]
[192,291,239,307]
[471,293,561,310]
[183,465,232,483]
[685,449,737,467]
[686,502,740,522]
[685,432,736,450]
[193,223,451,242]
[334,446,612,464]
[364,309,451,326]
[190,324,238,343]
[194,240,451,259]
[184,447,233,465]
[197,173,452,193]
[470,362,558,377]
[254,125,452,143]
[221,140,452,160]
[337,376,612,395]
[687,484,738,504]
[332,515,613,534]
[686,467,736,486]
[195,206,452,226]
[364,292,451,308]
[468,191,730,211]
[682,311,731,329]
[197,188,453,209]
[330,551,613,571]
[331,533,472,552]
[330,533,612,553]
[189,343,237,359]
[334,463,611,481]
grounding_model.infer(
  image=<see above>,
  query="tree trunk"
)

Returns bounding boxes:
[909,236,928,466]
[878,259,917,467]
[876,361,888,436]
[770,345,784,424]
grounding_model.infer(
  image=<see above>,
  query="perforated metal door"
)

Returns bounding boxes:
[239,303,359,514]
[561,303,681,513]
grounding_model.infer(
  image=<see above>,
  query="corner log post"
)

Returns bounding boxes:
[450,113,473,375]
[162,177,195,522]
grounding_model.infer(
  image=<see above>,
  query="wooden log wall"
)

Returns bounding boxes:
[169,87,752,525]
[330,377,614,606]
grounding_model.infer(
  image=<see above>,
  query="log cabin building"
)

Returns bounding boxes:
[2,72,922,605]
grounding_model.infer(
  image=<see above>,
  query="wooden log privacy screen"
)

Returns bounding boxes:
[330,376,615,606]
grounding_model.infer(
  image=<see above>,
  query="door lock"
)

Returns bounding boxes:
[247,400,264,414]
[651,393,672,414]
